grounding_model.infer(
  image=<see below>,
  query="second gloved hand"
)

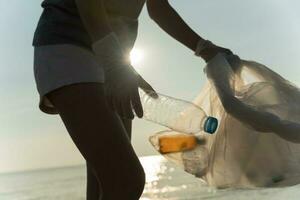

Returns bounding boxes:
[195,40,233,63]
[195,39,241,72]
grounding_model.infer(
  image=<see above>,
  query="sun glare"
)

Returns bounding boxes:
[130,48,144,66]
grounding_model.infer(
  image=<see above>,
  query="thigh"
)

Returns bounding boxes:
[46,82,144,198]
[86,117,132,200]
[46,82,133,161]
[86,161,102,200]
[121,118,132,140]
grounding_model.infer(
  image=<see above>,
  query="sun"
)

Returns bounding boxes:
[130,48,144,66]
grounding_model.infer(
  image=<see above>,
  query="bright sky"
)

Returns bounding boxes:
[0,0,300,174]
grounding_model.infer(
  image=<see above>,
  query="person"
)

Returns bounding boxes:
[32,0,234,199]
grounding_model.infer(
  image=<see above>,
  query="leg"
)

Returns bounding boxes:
[46,82,145,200]
[86,161,101,200]
[121,118,132,140]
[86,118,132,200]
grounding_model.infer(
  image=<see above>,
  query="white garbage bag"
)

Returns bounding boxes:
[149,53,300,188]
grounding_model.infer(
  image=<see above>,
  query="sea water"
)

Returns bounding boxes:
[1,155,300,200]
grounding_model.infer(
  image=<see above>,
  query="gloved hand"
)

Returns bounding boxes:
[195,39,242,72]
[195,39,233,63]
[105,64,158,119]
[92,33,157,119]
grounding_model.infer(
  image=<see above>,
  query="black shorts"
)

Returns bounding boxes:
[33,44,105,114]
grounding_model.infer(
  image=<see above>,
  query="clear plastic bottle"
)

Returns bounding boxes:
[139,90,218,134]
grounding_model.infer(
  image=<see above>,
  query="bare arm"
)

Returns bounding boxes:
[146,0,204,52]
[75,0,112,42]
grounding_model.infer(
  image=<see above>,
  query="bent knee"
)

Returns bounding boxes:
[120,162,146,199]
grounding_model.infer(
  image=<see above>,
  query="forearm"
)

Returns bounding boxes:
[146,0,204,52]
[75,0,126,71]
[75,0,112,42]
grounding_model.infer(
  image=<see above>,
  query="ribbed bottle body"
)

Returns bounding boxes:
[139,90,209,134]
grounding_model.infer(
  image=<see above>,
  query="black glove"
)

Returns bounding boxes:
[195,40,233,63]
[137,71,158,99]
[105,64,157,120]
[92,33,157,119]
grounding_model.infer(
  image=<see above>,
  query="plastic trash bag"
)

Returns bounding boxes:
[149,53,300,188]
